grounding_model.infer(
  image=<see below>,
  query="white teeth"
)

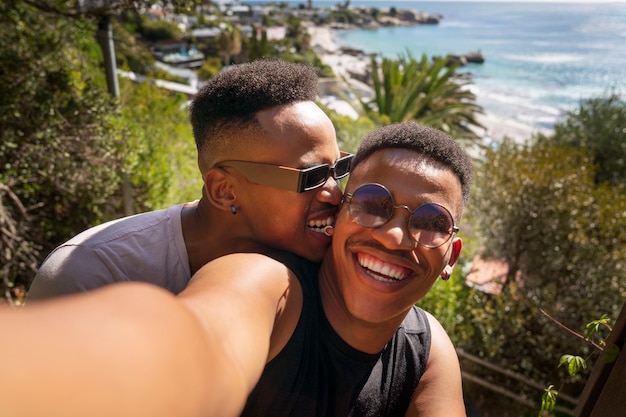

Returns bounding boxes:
[308,216,334,232]
[357,255,409,282]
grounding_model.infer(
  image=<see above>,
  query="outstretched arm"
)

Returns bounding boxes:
[405,312,466,417]
[1,253,300,417]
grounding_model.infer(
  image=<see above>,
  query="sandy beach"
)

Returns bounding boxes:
[309,26,551,144]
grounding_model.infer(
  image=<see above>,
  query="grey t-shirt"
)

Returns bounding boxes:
[28,204,191,300]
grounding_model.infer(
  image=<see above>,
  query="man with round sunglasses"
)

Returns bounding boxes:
[239,121,471,416]
[27,59,349,300]
[1,122,471,417]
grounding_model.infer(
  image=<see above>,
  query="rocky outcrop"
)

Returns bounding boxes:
[370,10,441,27]
[445,51,485,66]
[396,9,442,24]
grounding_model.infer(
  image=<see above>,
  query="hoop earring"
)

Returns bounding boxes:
[230,205,237,215]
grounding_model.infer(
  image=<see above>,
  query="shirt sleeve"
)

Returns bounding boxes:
[27,245,120,301]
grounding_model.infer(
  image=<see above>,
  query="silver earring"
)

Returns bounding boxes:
[230,205,237,215]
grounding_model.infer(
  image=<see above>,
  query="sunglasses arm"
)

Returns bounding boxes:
[220,161,304,192]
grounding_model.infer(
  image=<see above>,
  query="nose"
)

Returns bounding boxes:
[371,211,415,250]
[316,175,343,206]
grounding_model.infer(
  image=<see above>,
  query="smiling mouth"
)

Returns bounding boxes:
[357,253,411,283]
[308,216,334,234]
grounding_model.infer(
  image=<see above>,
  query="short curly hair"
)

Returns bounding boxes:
[352,122,474,206]
[189,60,320,168]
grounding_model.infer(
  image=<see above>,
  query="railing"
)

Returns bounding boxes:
[457,348,578,416]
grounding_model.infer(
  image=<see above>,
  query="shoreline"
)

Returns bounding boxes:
[309,26,552,144]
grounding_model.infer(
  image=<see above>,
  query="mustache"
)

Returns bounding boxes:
[347,239,418,263]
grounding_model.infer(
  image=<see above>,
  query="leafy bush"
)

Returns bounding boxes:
[0,1,202,302]
[198,56,223,80]
[139,16,182,42]
[0,1,122,300]
[548,90,626,186]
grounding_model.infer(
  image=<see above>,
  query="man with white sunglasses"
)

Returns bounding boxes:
[28,60,350,300]
[4,122,471,417]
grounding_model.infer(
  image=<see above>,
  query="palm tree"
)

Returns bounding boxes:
[217,23,242,66]
[350,52,484,143]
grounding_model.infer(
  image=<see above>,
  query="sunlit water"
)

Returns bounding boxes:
[274,1,626,130]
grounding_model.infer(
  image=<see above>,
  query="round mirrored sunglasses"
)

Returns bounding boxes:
[343,183,459,248]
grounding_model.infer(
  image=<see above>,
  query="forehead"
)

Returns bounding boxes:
[249,102,339,166]
[348,148,462,208]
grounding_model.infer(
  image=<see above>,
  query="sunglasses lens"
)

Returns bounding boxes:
[347,183,456,248]
[302,165,331,191]
[348,184,393,228]
[333,155,352,179]
[410,204,454,248]
[301,154,354,191]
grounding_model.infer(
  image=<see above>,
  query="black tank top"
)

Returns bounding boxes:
[241,251,431,417]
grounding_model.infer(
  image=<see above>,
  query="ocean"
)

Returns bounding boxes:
[255,1,626,132]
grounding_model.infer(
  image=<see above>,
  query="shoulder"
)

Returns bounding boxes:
[28,244,107,300]
[183,252,306,305]
[69,204,185,247]
[421,311,457,368]
[180,252,306,368]
[28,205,188,300]
[405,311,465,416]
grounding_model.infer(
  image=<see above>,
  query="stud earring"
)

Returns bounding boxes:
[230,204,237,215]
[441,269,450,281]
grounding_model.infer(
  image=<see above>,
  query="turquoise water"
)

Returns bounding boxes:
[263,1,626,130]
[332,1,626,129]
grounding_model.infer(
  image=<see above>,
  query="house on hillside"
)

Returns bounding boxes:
[151,41,205,68]
[215,0,250,15]
[465,256,521,295]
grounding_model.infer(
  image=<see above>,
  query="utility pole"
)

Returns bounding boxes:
[97,15,119,97]
[96,13,134,216]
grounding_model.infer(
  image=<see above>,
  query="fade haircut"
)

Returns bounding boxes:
[352,122,474,206]
[189,60,320,171]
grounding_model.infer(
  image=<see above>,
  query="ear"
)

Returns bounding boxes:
[447,237,463,269]
[204,167,237,213]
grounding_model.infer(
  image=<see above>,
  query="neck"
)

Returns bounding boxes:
[318,260,406,355]
[181,199,268,275]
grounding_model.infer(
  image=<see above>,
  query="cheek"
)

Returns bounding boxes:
[428,248,453,272]
[333,206,355,236]
[267,196,312,235]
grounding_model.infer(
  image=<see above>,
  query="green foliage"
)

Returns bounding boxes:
[547,91,626,186]
[20,0,200,17]
[0,1,202,301]
[323,108,377,153]
[451,94,626,414]
[349,52,484,144]
[245,27,270,61]
[585,314,612,342]
[0,1,123,298]
[559,354,586,377]
[117,78,201,213]
[539,312,618,416]
[541,385,558,414]
[471,138,626,325]
[419,267,474,342]
[603,343,620,364]
[217,23,242,65]
[138,16,182,42]
[113,18,156,73]
[198,56,223,81]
